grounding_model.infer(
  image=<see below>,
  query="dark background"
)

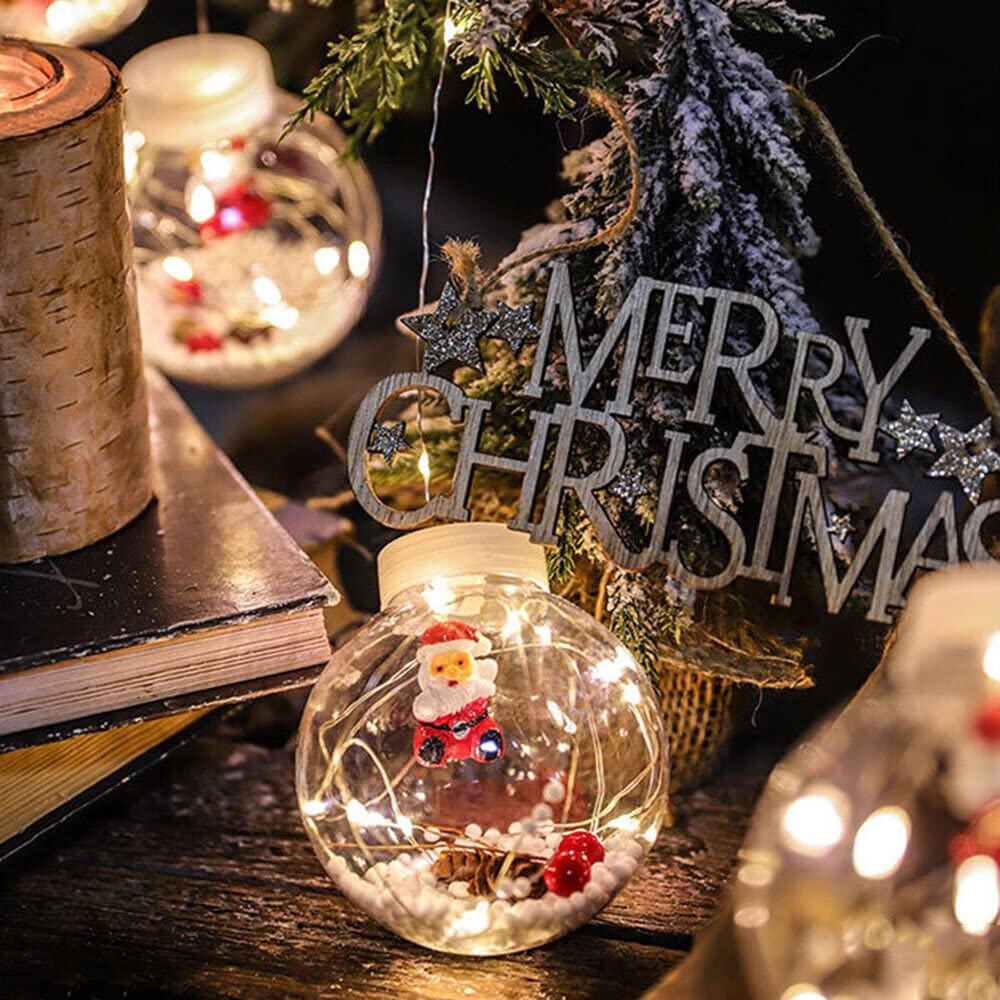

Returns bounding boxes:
[95,1,999,730]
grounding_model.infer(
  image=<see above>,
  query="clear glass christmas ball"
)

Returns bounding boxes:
[735,565,1000,1000]
[297,524,669,955]
[0,0,147,46]
[120,34,381,387]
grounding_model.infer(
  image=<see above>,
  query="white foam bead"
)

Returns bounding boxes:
[387,859,408,878]
[419,870,438,887]
[497,834,515,852]
[589,862,609,881]
[494,876,516,899]
[543,779,566,804]
[400,873,422,896]
[545,832,563,850]
[483,827,502,845]
[521,819,538,835]
[364,863,386,885]
[594,868,618,894]
[516,899,540,925]
[583,881,608,906]
[552,897,573,920]
[522,835,548,855]
[532,803,553,823]
[464,823,483,840]
[328,856,348,875]
[508,821,523,835]
[624,839,645,860]
[537,820,555,836]
[569,890,590,914]
[448,880,470,898]
[609,856,638,880]
[512,877,532,899]
[423,829,441,843]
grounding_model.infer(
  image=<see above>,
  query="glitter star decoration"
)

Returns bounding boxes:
[883,399,939,459]
[927,418,1000,503]
[399,282,493,373]
[827,512,854,543]
[367,420,410,466]
[489,301,537,355]
[609,468,648,506]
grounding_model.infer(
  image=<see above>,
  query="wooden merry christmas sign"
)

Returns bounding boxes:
[349,263,1000,623]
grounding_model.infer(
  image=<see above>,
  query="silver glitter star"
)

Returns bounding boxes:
[927,418,1000,503]
[368,420,410,466]
[399,282,493,373]
[489,301,537,355]
[609,468,648,506]
[883,399,939,459]
[828,512,854,543]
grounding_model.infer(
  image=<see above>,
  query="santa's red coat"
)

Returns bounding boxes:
[413,696,504,767]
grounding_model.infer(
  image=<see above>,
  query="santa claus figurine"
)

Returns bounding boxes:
[412,621,504,768]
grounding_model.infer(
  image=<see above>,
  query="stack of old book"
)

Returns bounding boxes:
[0,372,336,861]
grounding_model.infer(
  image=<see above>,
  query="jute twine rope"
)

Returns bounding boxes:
[478,86,642,295]
[789,75,1000,431]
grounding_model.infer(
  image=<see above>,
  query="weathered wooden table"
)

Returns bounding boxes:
[0,709,777,1000]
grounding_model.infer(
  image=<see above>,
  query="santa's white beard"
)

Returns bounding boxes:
[413,676,495,722]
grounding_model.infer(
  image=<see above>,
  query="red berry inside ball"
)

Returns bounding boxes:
[543,849,591,897]
[950,831,981,866]
[186,331,223,353]
[556,831,604,864]
[974,701,1000,743]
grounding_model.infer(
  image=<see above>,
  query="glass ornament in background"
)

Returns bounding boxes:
[0,0,146,45]
[734,564,1000,1000]
[297,523,669,955]
[120,34,381,388]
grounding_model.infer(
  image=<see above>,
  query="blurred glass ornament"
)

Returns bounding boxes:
[0,0,146,46]
[296,523,668,955]
[120,34,381,387]
[735,564,1000,1000]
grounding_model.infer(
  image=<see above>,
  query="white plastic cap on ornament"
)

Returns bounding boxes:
[889,563,1000,736]
[377,523,550,609]
[121,34,276,149]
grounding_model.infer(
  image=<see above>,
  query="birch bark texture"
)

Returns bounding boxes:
[0,41,152,563]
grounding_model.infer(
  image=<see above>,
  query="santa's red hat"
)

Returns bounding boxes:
[417,620,491,662]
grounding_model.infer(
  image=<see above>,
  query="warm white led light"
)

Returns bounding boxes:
[501,608,526,640]
[984,631,1000,681]
[443,16,462,46]
[199,148,233,182]
[45,1,78,35]
[260,303,299,330]
[347,240,371,278]
[954,855,1000,935]
[252,275,282,306]
[417,447,431,484]
[187,183,216,224]
[422,578,454,615]
[314,246,341,276]
[852,806,910,880]
[161,256,194,283]
[622,682,642,706]
[779,987,826,1000]
[782,785,848,856]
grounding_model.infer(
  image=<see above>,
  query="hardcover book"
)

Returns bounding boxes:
[0,370,336,749]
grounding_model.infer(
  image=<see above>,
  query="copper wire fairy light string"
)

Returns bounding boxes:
[410,1,453,505]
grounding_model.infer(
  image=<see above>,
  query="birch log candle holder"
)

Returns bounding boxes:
[0,39,152,563]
